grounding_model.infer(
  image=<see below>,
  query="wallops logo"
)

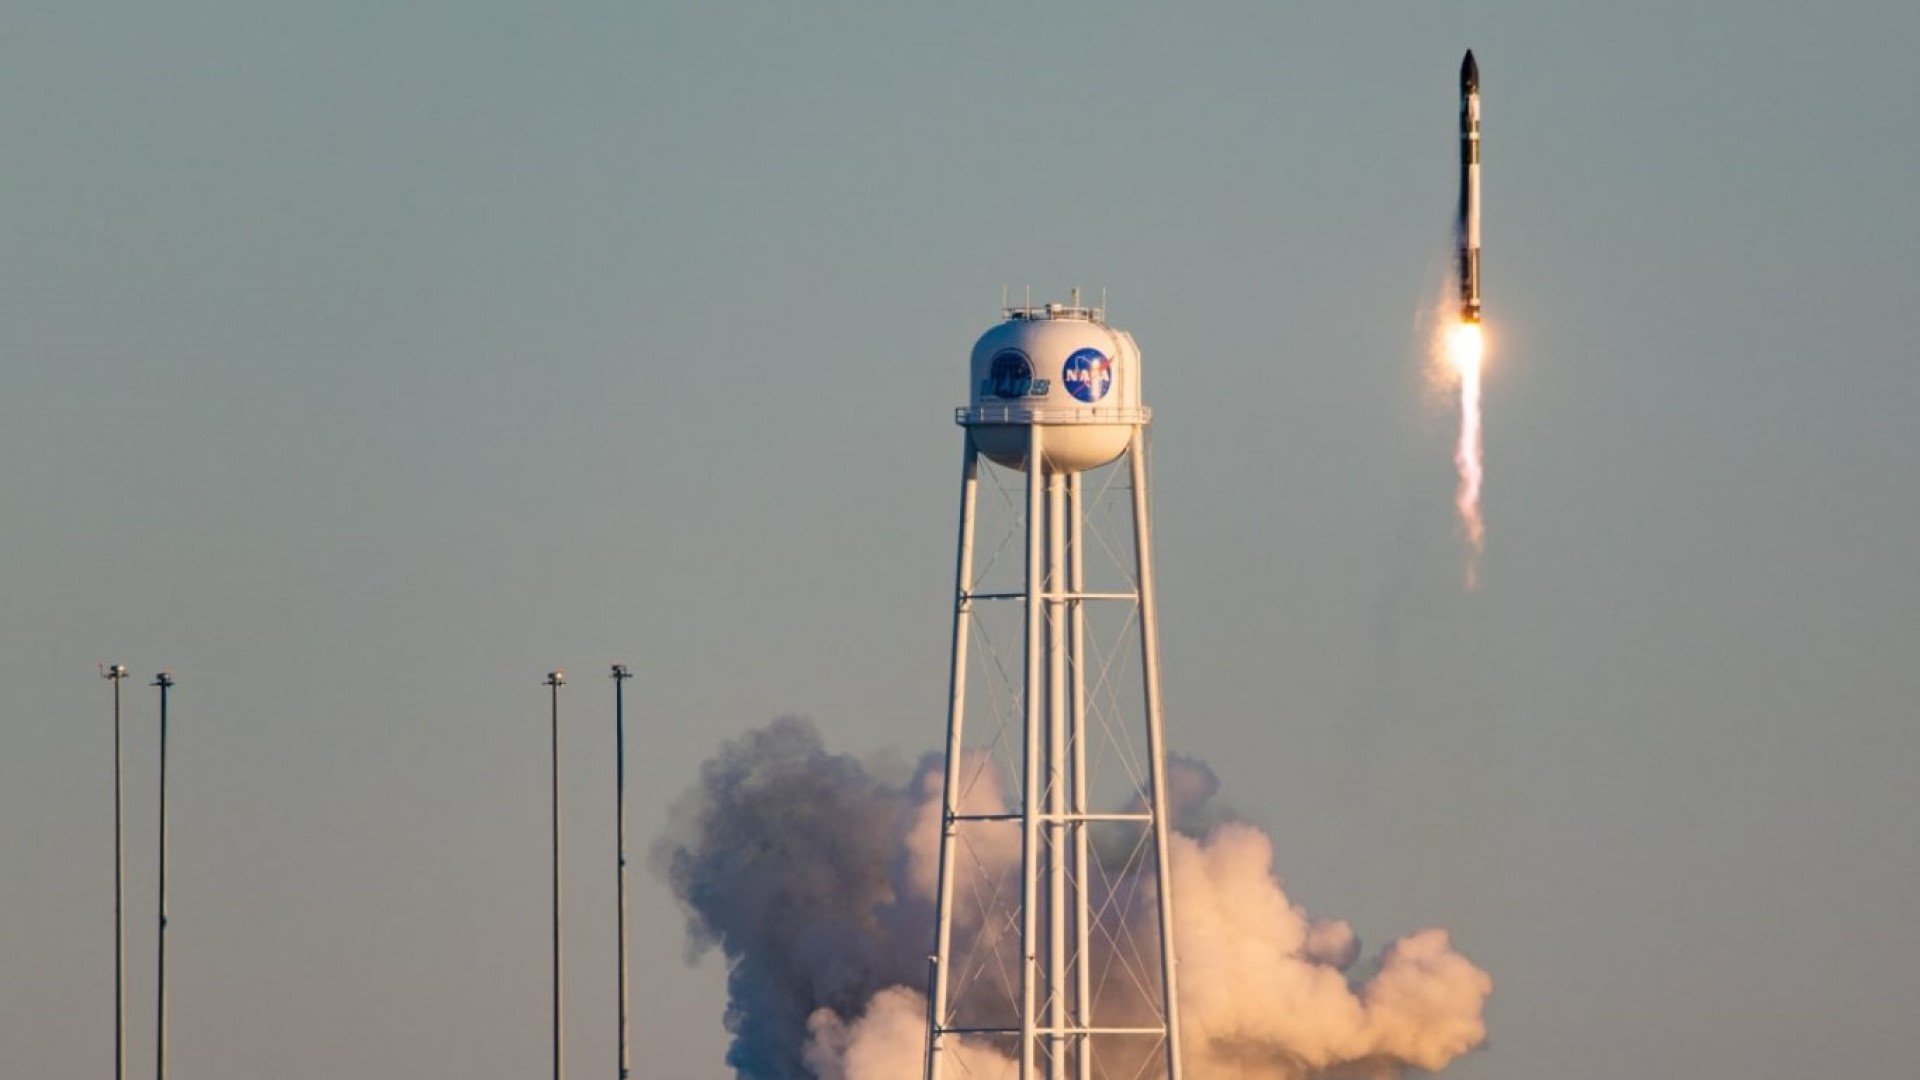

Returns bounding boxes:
[1061,347,1113,403]
[982,349,1049,399]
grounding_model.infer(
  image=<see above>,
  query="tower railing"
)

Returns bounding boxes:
[956,406,1152,426]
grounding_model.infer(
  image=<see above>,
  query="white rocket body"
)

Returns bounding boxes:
[1459,50,1483,324]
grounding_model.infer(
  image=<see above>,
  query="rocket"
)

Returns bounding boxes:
[1457,49,1482,324]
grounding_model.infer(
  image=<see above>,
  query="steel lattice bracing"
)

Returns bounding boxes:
[924,424,1184,1080]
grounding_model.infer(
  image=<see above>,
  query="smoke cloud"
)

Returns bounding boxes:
[655,717,1491,1079]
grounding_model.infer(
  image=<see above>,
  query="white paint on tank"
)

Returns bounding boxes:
[958,301,1148,473]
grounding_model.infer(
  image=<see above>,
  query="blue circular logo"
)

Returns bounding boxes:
[1061,348,1113,403]
[985,349,1034,399]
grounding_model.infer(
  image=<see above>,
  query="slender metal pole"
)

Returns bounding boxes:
[103,664,129,1080]
[545,670,567,1080]
[1067,474,1092,1080]
[151,671,173,1080]
[1128,432,1184,1080]
[1020,427,1045,1080]
[610,664,632,1080]
[926,441,981,1080]
[1045,471,1068,1080]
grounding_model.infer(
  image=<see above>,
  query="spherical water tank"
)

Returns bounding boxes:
[958,301,1149,473]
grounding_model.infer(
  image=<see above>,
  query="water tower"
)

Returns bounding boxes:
[924,295,1185,1080]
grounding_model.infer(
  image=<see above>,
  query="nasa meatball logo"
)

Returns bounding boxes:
[984,349,1041,399]
[1061,348,1113,403]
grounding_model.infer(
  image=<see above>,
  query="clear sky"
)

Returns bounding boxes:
[4,2,1916,1077]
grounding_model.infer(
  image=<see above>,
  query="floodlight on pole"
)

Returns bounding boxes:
[610,663,634,1080]
[151,670,174,1080]
[544,670,567,1080]
[100,663,130,1080]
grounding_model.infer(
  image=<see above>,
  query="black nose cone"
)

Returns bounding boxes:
[1461,50,1479,93]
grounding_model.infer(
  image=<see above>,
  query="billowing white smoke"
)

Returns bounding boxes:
[656,717,1491,1079]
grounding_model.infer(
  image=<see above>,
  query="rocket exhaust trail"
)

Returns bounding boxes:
[1449,50,1487,586]
[1450,322,1486,578]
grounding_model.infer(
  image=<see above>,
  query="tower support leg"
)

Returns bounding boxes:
[925,441,981,1080]
[1046,469,1069,1080]
[1019,426,1046,1080]
[1129,429,1186,1080]
[1068,471,1092,1080]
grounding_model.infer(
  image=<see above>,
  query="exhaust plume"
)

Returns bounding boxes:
[657,717,1491,1078]
[1434,317,1487,589]
[1451,320,1486,581]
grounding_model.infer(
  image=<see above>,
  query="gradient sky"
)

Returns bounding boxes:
[4,2,1917,1077]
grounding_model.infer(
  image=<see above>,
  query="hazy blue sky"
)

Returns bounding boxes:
[4,2,1916,1077]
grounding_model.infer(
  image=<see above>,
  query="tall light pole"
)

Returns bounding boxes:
[610,664,633,1080]
[544,670,567,1080]
[101,663,130,1080]
[151,670,174,1080]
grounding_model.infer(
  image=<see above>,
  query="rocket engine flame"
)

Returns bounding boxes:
[1446,321,1486,587]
